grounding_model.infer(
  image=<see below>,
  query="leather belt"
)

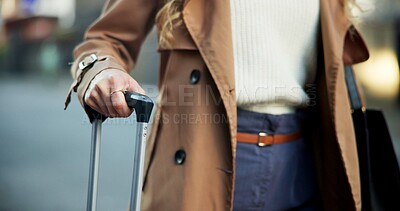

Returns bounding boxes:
[237,131,302,147]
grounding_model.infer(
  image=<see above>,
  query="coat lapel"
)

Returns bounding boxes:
[320,0,351,114]
[182,0,237,144]
[320,1,363,209]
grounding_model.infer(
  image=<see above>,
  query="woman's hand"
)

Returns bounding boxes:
[84,69,145,118]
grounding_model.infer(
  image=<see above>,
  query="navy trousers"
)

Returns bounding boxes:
[233,108,318,211]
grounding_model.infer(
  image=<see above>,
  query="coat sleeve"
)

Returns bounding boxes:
[64,0,158,116]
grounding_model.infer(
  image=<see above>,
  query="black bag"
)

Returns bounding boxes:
[345,65,400,211]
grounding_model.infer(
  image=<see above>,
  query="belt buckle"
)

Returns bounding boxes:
[258,132,272,147]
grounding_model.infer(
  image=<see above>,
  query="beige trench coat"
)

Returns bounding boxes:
[65,0,370,210]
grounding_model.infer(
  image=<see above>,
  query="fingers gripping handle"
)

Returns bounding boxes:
[124,92,154,123]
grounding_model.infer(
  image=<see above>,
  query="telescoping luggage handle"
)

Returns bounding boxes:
[87,91,154,211]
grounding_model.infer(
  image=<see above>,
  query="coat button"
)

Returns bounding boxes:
[190,69,201,84]
[175,150,186,165]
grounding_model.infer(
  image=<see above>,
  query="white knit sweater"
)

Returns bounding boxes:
[230,0,320,114]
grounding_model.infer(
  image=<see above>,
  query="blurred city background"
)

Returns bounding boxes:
[0,0,399,210]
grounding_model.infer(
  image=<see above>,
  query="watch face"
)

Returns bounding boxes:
[79,54,98,70]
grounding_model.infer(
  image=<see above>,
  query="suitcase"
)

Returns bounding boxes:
[86,91,154,211]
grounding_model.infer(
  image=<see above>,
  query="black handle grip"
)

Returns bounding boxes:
[124,91,154,123]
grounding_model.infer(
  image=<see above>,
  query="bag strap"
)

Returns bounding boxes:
[344,65,364,110]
